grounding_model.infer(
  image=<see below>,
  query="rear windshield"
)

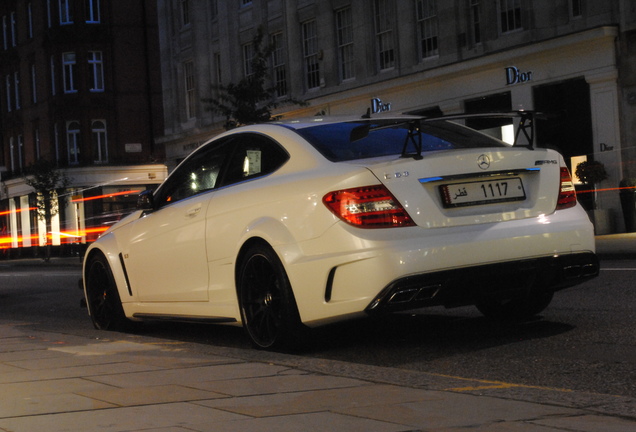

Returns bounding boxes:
[293,119,509,162]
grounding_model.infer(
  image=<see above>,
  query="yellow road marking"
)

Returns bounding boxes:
[430,372,574,393]
[446,383,520,392]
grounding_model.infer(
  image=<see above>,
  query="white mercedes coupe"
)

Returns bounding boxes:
[82,113,599,349]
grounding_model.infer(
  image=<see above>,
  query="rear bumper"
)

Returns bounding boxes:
[366,251,599,313]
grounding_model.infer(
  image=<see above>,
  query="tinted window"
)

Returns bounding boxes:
[153,133,289,208]
[218,134,290,187]
[294,120,508,162]
[154,138,233,208]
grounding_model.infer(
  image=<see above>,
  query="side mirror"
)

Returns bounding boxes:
[137,190,155,211]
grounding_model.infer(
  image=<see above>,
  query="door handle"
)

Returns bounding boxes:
[186,205,202,217]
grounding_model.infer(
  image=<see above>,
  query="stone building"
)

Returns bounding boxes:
[0,0,167,255]
[157,0,636,232]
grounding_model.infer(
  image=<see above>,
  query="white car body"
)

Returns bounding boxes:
[83,115,598,349]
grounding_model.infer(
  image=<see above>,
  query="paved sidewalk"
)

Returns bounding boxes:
[0,321,634,432]
[0,234,634,431]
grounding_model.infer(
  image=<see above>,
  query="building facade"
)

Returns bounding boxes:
[157,0,636,232]
[0,0,167,256]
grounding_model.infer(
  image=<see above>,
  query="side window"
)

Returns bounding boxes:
[154,138,233,208]
[219,134,290,187]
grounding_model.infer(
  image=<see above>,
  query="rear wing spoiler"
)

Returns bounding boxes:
[421,111,546,150]
[356,110,547,160]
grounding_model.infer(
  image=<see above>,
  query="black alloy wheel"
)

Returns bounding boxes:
[238,243,304,350]
[85,253,130,331]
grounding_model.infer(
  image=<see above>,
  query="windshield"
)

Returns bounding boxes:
[293,119,509,162]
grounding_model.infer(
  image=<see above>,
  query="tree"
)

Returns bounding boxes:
[24,159,71,261]
[203,26,307,129]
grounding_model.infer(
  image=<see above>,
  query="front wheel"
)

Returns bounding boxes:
[237,244,305,350]
[476,292,554,321]
[85,253,131,331]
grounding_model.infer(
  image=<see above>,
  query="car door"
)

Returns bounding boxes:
[123,138,232,302]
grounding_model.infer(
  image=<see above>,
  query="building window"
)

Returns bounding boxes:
[470,0,482,45]
[374,0,395,70]
[2,16,7,50]
[180,0,190,27]
[28,3,33,39]
[14,71,20,110]
[336,7,355,81]
[241,0,252,7]
[5,75,11,112]
[10,11,16,47]
[50,55,56,95]
[417,0,438,59]
[66,121,81,165]
[88,51,104,92]
[570,0,583,18]
[271,33,287,98]
[63,52,77,93]
[242,42,254,77]
[31,64,37,103]
[10,137,15,172]
[210,0,218,19]
[499,0,522,33]
[302,20,320,90]
[35,127,40,159]
[17,135,24,171]
[86,0,101,23]
[54,123,60,162]
[214,52,222,87]
[92,120,108,163]
[59,0,73,25]
[184,60,196,119]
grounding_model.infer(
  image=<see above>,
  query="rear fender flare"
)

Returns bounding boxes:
[236,217,303,269]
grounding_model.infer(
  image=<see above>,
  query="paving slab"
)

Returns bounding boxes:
[0,377,117,398]
[339,391,584,429]
[198,384,440,417]
[0,392,116,418]
[432,423,581,431]
[533,414,636,432]
[0,403,247,432]
[87,361,293,388]
[0,346,71,362]
[0,359,164,384]
[194,373,368,397]
[189,411,410,432]
[76,383,226,406]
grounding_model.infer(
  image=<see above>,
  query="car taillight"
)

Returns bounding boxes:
[323,185,415,228]
[556,166,577,210]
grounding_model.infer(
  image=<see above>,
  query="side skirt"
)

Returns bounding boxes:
[132,313,237,324]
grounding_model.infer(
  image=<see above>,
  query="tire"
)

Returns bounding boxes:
[85,252,131,331]
[476,292,554,321]
[237,243,305,350]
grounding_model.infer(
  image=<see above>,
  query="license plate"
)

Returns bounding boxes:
[440,178,526,208]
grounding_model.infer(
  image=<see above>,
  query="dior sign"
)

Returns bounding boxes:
[505,66,533,85]
[371,98,392,113]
